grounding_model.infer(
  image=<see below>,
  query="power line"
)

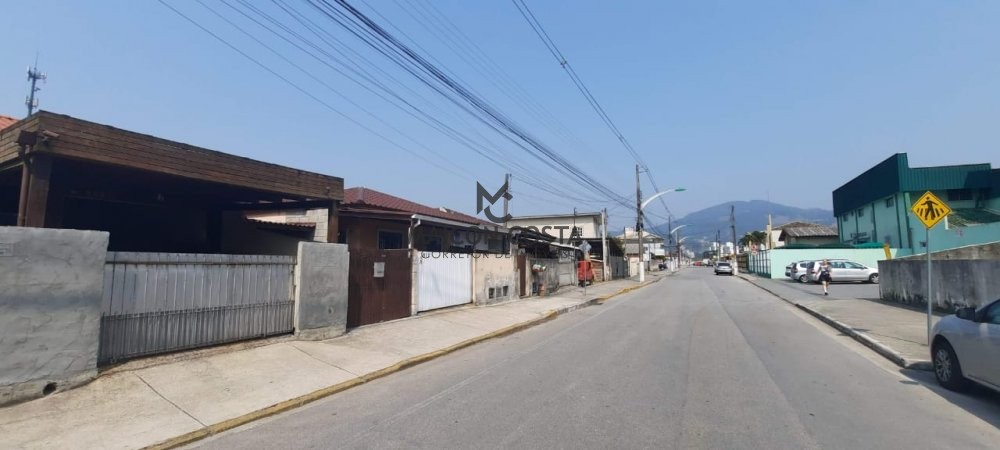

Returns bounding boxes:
[511,0,676,219]
[310,0,634,209]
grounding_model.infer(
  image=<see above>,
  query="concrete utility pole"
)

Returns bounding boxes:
[635,164,644,283]
[667,216,673,270]
[503,173,510,228]
[26,61,46,117]
[601,208,609,280]
[716,230,721,261]
[730,205,737,256]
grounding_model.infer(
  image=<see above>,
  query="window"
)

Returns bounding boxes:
[857,208,864,217]
[423,235,443,251]
[983,301,1000,325]
[571,226,583,238]
[377,230,404,249]
[846,262,865,269]
[885,197,894,208]
[831,262,847,269]
[947,189,973,201]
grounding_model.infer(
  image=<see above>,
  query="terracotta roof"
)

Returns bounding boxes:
[0,115,18,131]
[343,187,488,226]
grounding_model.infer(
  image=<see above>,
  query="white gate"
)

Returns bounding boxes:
[417,252,472,312]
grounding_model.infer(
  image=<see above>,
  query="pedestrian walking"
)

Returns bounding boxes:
[816,259,832,295]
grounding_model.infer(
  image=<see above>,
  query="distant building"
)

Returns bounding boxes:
[777,222,839,246]
[833,153,1000,256]
[617,227,665,259]
[506,211,603,241]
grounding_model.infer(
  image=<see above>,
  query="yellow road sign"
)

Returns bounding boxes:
[911,191,951,229]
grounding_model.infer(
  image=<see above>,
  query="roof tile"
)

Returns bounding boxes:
[343,187,489,226]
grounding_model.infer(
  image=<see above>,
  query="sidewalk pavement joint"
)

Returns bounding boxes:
[736,274,933,372]
[143,273,666,450]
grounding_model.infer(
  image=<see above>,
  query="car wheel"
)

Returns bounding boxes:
[798,275,808,283]
[933,340,968,391]
[868,273,879,284]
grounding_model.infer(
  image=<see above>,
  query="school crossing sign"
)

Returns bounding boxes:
[911,191,951,229]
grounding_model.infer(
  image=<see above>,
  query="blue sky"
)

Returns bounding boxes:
[3,1,999,231]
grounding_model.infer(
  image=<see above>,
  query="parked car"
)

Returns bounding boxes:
[931,299,1000,393]
[807,260,879,284]
[785,261,812,283]
[714,261,733,275]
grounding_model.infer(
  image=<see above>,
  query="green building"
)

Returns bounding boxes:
[832,153,1000,257]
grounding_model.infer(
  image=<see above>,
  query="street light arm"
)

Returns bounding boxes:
[640,188,686,211]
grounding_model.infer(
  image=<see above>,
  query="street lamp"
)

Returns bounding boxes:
[637,187,686,282]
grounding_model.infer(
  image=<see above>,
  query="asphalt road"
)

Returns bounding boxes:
[190,269,1000,449]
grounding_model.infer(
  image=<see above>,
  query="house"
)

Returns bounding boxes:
[616,227,665,275]
[1,112,350,375]
[506,211,627,283]
[618,227,665,258]
[777,222,839,246]
[833,153,1000,256]
[0,115,17,131]
[0,111,343,255]
[339,187,507,253]
[506,211,613,258]
[506,211,603,242]
[253,186,516,327]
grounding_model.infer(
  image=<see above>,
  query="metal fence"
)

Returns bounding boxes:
[747,250,771,276]
[99,252,296,365]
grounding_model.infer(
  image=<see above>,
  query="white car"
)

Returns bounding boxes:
[931,299,1000,393]
[808,260,879,284]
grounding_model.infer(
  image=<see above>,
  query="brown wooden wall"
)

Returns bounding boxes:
[0,112,343,201]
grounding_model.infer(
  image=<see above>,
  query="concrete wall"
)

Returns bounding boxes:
[472,254,517,306]
[294,242,349,340]
[0,227,109,406]
[879,259,1000,310]
[896,241,1000,261]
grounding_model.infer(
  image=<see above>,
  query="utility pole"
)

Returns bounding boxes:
[667,216,673,270]
[503,173,510,228]
[601,208,609,281]
[635,164,644,282]
[716,229,721,262]
[730,205,737,257]
[26,61,46,117]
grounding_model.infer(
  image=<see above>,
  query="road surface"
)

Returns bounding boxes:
[189,269,1000,449]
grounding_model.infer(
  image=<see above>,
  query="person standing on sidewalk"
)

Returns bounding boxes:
[816,259,832,295]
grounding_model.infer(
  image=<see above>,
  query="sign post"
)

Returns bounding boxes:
[910,191,951,345]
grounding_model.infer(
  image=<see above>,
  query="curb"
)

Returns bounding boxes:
[737,275,933,372]
[145,277,660,450]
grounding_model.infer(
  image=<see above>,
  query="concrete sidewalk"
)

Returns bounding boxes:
[0,271,667,450]
[739,273,937,371]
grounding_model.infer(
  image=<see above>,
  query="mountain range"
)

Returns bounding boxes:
[647,200,835,252]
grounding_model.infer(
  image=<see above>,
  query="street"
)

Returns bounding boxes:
[190,269,1000,449]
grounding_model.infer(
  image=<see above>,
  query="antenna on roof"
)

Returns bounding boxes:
[26,55,46,117]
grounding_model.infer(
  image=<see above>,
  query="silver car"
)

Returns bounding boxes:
[714,261,733,275]
[931,299,1000,392]
[785,261,812,283]
[808,260,879,284]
